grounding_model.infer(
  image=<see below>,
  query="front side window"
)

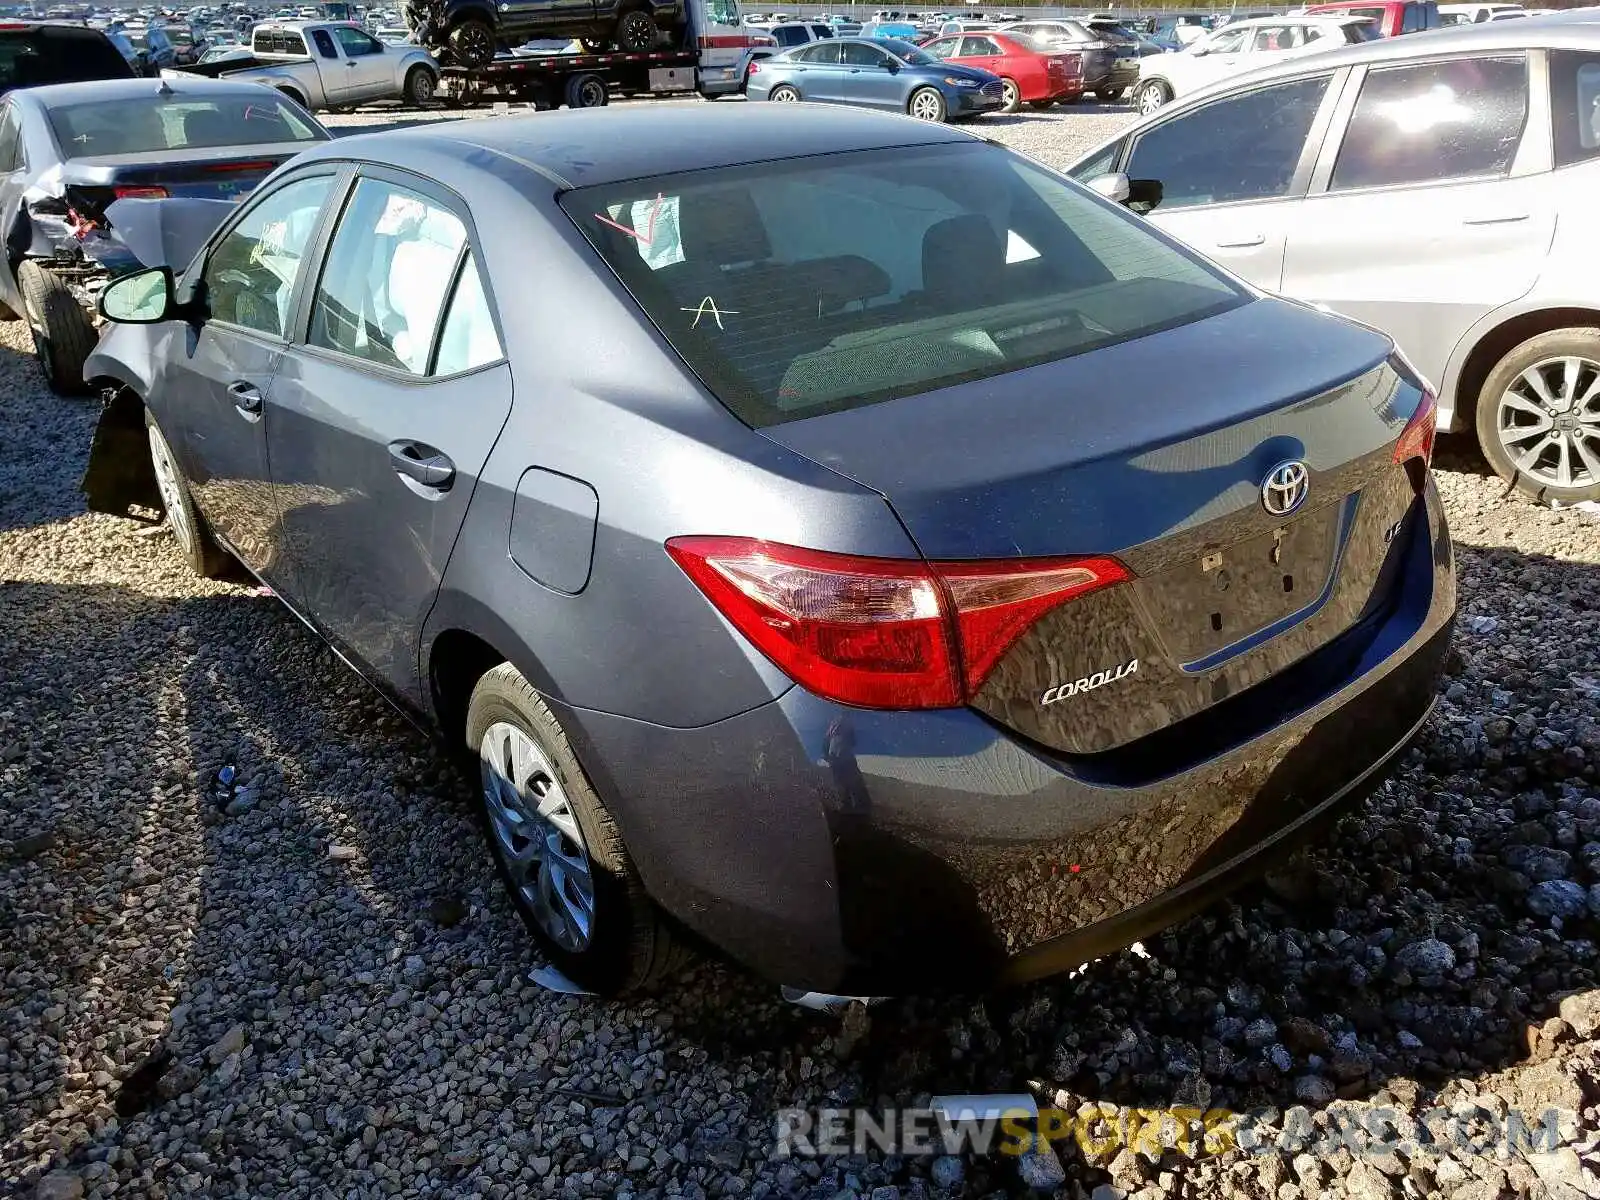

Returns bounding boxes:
[203,173,333,337]
[1330,55,1527,191]
[0,105,20,173]
[333,25,381,55]
[1549,50,1600,167]
[840,41,888,66]
[308,177,468,375]
[1123,75,1331,209]
[562,142,1244,426]
[1201,28,1248,53]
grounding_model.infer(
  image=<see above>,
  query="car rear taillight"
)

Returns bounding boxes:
[114,185,169,199]
[747,61,758,73]
[666,536,1130,710]
[1394,388,1437,469]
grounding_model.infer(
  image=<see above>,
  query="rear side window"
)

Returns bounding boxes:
[1400,3,1435,32]
[313,29,337,57]
[433,255,504,375]
[0,28,133,89]
[1123,75,1331,209]
[309,177,469,376]
[561,142,1244,426]
[1549,49,1600,167]
[1330,55,1527,190]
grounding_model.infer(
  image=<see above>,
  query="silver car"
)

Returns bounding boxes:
[1069,12,1600,502]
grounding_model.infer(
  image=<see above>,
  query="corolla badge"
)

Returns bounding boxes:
[1041,658,1139,707]
[1260,460,1310,517]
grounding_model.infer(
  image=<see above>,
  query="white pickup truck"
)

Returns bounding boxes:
[168,20,440,110]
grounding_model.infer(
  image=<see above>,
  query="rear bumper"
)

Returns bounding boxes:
[560,481,1455,994]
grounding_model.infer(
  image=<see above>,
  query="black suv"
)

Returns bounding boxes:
[406,0,684,66]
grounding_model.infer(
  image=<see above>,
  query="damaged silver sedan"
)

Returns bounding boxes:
[0,75,329,392]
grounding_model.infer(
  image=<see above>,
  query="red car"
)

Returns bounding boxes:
[1300,0,1442,35]
[920,31,1083,111]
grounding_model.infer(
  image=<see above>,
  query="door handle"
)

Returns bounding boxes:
[1214,233,1266,248]
[1462,212,1529,226]
[227,380,263,415]
[387,441,455,490]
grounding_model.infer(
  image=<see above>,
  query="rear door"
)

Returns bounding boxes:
[0,101,27,312]
[265,168,513,703]
[1114,71,1342,291]
[1280,53,1552,392]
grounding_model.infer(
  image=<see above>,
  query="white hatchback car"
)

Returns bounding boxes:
[1133,14,1380,114]
[1072,13,1600,501]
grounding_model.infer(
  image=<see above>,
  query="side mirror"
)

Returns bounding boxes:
[885,58,900,70]
[99,266,178,324]
[1087,171,1131,204]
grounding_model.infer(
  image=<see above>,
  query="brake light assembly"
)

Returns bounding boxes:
[113,185,169,200]
[667,536,1130,710]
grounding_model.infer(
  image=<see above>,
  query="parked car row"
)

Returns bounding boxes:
[1072,11,1600,502]
[7,4,1596,1004]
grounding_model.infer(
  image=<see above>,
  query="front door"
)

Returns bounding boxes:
[1120,73,1338,292]
[838,39,904,109]
[161,171,337,579]
[309,27,356,104]
[266,171,513,702]
[1281,53,1551,392]
[330,24,393,99]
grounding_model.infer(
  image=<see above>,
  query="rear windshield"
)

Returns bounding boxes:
[0,28,133,90]
[560,142,1245,427]
[47,95,325,157]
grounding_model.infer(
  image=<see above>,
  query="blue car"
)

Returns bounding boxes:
[746,35,1004,121]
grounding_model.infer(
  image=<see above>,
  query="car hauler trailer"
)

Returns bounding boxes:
[436,0,770,107]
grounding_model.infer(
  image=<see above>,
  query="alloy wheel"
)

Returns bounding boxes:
[480,721,596,951]
[412,72,434,102]
[1495,355,1600,490]
[770,85,799,101]
[1136,83,1165,115]
[148,424,195,556]
[910,89,944,120]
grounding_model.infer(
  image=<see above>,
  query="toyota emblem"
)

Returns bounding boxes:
[1261,460,1310,517]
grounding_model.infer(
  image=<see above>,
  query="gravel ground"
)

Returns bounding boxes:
[4,98,1600,1200]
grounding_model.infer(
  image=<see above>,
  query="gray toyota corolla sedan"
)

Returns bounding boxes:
[82,104,1455,997]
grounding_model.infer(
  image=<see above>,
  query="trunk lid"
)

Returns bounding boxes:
[60,146,299,206]
[761,297,1427,755]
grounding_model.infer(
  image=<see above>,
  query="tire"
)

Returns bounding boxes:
[145,410,231,578]
[1135,79,1170,115]
[614,7,658,52]
[448,17,496,68]
[1475,326,1600,503]
[1028,99,1055,111]
[1096,85,1125,102]
[998,77,1021,114]
[768,83,801,102]
[564,72,609,108]
[403,64,436,106]
[907,86,947,122]
[466,663,686,996]
[17,261,95,396]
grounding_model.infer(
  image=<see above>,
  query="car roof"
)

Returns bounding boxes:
[19,75,315,107]
[1216,13,1372,28]
[305,104,976,189]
